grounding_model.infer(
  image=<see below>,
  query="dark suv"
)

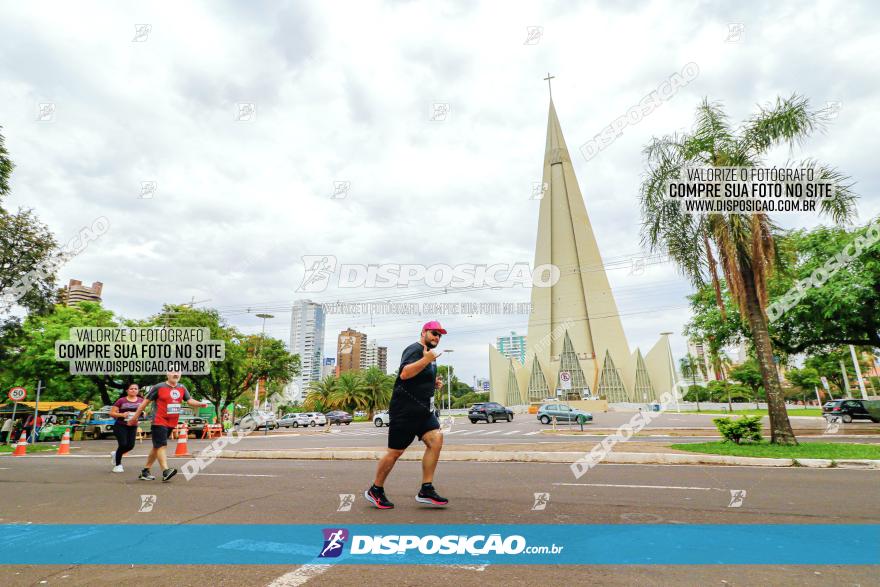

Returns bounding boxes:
[468,402,513,424]
[823,399,880,423]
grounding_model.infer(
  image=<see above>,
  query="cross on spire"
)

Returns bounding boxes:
[543,72,555,99]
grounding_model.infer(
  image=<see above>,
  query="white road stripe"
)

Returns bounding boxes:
[502,430,521,435]
[444,430,465,435]
[199,473,278,477]
[461,431,481,436]
[524,431,542,436]
[268,564,332,586]
[553,482,718,491]
[482,430,502,435]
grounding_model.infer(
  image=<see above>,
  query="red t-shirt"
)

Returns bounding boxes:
[145,383,190,427]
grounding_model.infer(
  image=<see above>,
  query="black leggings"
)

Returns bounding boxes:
[113,422,137,465]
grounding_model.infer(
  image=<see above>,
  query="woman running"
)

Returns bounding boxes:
[108,383,145,473]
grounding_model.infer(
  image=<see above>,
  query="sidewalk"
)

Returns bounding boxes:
[218,440,880,470]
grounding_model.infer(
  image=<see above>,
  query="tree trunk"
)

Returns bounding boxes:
[740,262,797,445]
[96,379,111,407]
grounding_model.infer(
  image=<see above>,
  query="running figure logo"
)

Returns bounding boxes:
[139,495,157,513]
[531,492,550,511]
[728,489,747,508]
[337,494,355,512]
[318,528,349,558]
[297,255,337,292]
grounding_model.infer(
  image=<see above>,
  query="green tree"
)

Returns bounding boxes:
[0,302,124,406]
[785,366,822,405]
[153,305,299,419]
[730,359,765,409]
[0,129,63,315]
[640,95,858,444]
[305,376,337,412]
[360,367,393,418]
[768,221,880,354]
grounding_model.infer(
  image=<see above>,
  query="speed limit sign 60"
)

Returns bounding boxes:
[7,387,27,402]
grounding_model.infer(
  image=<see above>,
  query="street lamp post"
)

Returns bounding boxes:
[443,350,455,411]
[660,332,680,412]
[255,313,273,436]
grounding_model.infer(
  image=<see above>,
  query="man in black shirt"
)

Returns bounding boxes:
[365,321,449,509]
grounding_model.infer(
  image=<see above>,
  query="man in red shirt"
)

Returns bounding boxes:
[128,370,207,482]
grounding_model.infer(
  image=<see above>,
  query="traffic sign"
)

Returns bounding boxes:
[559,371,572,390]
[7,387,27,402]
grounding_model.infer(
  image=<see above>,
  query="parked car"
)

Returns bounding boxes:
[468,402,514,424]
[278,413,299,428]
[178,408,207,437]
[325,411,353,425]
[85,409,115,439]
[823,399,880,423]
[235,411,278,430]
[374,411,390,427]
[299,412,326,427]
[537,403,592,425]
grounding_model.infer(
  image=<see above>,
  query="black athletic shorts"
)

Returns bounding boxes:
[150,425,175,449]
[387,412,440,450]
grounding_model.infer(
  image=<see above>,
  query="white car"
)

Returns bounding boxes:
[304,412,326,427]
[373,411,390,427]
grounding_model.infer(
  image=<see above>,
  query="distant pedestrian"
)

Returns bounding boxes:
[0,417,12,444]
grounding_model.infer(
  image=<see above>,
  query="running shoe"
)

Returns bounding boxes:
[162,468,177,482]
[110,451,116,467]
[415,484,448,506]
[364,486,394,509]
[112,465,124,473]
[138,469,155,481]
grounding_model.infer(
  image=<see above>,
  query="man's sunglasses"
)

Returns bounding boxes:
[430,330,443,337]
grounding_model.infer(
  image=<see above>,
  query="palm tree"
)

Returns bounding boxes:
[304,376,337,412]
[330,371,368,414]
[641,95,857,444]
[361,367,394,419]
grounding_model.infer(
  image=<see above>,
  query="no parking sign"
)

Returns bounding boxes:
[7,387,26,402]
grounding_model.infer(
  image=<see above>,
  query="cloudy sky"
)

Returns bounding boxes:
[2,0,878,385]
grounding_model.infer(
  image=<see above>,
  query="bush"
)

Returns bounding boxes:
[713,415,762,444]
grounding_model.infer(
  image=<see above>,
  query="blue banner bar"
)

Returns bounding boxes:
[0,524,877,565]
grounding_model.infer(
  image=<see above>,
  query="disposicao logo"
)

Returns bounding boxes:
[318,528,349,558]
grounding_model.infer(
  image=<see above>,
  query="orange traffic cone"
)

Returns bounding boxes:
[12,432,27,456]
[174,424,190,456]
[57,428,71,455]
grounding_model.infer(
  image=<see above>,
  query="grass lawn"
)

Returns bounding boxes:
[673,441,880,460]
[0,443,59,454]
[681,408,823,417]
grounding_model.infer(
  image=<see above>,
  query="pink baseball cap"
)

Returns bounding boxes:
[422,320,447,334]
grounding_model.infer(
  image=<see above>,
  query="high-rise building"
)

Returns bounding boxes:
[489,98,675,405]
[338,328,367,373]
[364,341,388,373]
[321,357,337,379]
[496,331,527,364]
[289,299,325,401]
[62,279,103,305]
[686,339,716,383]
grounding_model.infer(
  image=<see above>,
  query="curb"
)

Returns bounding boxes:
[219,450,880,469]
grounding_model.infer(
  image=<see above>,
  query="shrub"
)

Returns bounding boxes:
[713,415,762,444]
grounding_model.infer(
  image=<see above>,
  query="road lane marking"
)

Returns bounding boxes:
[553,482,719,491]
[482,430,501,435]
[524,431,542,436]
[199,473,278,477]
[268,564,331,586]
[502,430,521,435]
[461,431,481,435]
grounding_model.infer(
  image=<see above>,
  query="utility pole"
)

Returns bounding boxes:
[255,313,274,436]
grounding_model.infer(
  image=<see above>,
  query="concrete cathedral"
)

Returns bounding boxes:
[489,99,676,405]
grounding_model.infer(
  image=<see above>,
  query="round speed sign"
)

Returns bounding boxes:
[7,387,27,402]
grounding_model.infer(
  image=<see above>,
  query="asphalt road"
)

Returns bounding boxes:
[1,449,878,586]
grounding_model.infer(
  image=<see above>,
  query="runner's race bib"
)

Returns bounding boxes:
[166,403,181,415]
